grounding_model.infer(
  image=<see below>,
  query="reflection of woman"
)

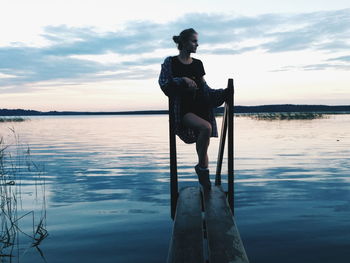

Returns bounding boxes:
[158,28,228,190]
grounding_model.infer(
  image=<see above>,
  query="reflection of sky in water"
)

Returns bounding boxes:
[1,114,349,262]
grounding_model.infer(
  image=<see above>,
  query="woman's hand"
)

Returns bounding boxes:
[182,77,199,92]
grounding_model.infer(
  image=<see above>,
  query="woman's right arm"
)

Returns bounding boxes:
[158,57,187,97]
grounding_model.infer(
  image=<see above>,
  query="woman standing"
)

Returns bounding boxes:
[158,28,228,190]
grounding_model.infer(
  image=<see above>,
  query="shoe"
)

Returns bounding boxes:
[195,164,212,190]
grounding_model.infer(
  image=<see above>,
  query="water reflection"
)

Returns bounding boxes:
[0,114,349,262]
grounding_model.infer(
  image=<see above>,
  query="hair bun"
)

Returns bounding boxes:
[172,35,180,43]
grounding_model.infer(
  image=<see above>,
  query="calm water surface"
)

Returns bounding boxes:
[0,114,349,263]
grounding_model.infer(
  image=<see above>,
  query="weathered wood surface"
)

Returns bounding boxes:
[202,185,249,263]
[167,186,204,263]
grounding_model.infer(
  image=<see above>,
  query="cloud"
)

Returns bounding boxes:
[0,8,349,90]
[302,63,350,71]
[261,9,350,51]
[0,46,113,87]
[327,55,350,62]
[270,62,350,72]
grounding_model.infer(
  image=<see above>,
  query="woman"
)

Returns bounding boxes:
[158,28,228,190]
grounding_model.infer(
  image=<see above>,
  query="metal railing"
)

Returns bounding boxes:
[215,79,234,214]
[168,79,234,219]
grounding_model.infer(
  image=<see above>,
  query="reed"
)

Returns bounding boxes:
[0,117,27,123]
[237,112,326,120]
[0,127,48,262]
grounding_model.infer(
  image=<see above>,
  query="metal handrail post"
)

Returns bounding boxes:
[169,97,178,220]
[227,79,234,214]
[215,103,228,186]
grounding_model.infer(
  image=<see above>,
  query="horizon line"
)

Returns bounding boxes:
[1,104,350,115]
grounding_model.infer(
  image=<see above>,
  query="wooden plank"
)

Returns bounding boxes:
[203,186,249,263]
[167,186,204,263]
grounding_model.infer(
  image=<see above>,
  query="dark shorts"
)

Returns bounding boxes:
[181,91,211,122]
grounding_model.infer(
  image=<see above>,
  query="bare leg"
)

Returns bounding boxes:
[182,112,212,168]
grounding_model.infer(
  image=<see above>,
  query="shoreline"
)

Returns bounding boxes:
[1,104,350,116]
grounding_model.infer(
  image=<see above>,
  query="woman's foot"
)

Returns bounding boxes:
[195,164,211,190]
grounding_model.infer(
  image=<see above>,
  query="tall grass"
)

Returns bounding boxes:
[0,126,48,262]
[0,117,27,123]
[236,112,327,120]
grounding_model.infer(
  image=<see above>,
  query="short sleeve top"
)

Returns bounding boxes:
[170,56,211,120]
[171,56,206,88]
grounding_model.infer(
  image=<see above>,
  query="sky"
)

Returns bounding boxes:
[0,0,349,112]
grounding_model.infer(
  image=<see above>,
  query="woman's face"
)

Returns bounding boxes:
[183,33,198,53]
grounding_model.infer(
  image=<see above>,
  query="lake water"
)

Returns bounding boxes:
[0,114,349,263]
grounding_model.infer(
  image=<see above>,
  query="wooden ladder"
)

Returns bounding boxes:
[166,79,249,263]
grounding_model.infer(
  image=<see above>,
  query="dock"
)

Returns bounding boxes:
[166,79,249,263]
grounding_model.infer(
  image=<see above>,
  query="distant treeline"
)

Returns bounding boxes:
[1,104,350,116]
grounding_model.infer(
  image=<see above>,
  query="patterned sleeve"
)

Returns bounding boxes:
[158,56,186,97]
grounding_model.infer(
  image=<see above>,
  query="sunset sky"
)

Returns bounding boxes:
[1,0,349,112]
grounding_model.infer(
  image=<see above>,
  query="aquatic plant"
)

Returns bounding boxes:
[0,127,48,262]
[237,112,326,120]
[0,117,27,123]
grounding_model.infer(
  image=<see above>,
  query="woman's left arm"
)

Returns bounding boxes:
[200,76,228,108]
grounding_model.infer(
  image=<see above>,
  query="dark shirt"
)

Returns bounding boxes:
[171,56,211,121]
